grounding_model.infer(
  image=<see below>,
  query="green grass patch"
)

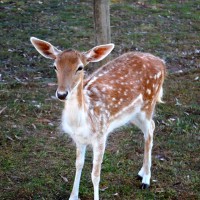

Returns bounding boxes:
[1,0,200,199]
[1,69,199,199]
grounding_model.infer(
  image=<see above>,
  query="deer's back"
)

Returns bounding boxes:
[84,52,166,119]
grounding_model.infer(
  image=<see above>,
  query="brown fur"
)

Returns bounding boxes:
[30,37,166,198]
[84,52,165,120]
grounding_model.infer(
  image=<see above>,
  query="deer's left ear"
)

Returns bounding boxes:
[84,44,115,63]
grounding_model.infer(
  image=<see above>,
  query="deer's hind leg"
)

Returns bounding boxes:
[91,138,106,200]
[132,112,155,189]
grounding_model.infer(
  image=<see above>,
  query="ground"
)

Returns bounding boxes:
[0,0,200,199]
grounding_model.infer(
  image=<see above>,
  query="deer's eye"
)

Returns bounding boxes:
[54,66,57,71]
[76,66,83,72]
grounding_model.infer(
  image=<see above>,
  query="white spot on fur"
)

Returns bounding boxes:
[95,101,102,107]
[112,98,116,101]
[91,87,99,94]
[155,85,159,91]
[147,89,151,95]
[105,110,110,117]
[110,80,114,84]
[102,87,106,92]
[157,71,161,78]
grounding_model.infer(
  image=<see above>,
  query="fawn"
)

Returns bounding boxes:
[30,37,166,200]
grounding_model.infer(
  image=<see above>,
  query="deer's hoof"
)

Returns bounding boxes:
[140,183,149,189]
[136,175,143,181]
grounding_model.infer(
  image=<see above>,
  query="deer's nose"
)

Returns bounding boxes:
[56,91,68,100]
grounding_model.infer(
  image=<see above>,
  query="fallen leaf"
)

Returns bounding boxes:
[15,135,22,140]
[32,124,37,130]
[100,186,108,191]
[155,154,166,161]
[0,106,7,115]
[161,120,170,126]
[35,104,41,108]
[60,175,68,183]
[48,82,57,87]
[37,118,52,123]
[155,188,164,193]
[6,135,14,141]
[175,98,182,106]
[48,122,54,127]
[168,117,176,122]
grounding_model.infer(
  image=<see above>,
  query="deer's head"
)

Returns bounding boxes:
[30,37,114,101]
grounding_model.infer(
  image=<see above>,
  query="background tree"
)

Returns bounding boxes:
[93,0,111,66]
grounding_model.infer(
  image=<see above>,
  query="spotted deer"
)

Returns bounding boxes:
[30,37,166,200]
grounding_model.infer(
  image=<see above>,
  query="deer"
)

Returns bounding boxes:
[30,37,166,200]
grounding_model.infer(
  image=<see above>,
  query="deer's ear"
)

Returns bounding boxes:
[30,37,61,59]
[84,44,114,63]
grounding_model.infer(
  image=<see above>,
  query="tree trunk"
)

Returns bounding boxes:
[93,0,111,67]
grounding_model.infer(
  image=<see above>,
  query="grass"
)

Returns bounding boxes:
[0,0,200,199]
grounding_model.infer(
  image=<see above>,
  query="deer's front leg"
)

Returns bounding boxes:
[69,144,86,200]
[91,140,106,200]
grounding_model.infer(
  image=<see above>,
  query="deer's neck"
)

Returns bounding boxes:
[63,78,86,126]
[76,78,85,109]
